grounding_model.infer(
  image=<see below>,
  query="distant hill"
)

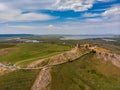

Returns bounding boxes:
[0,34,33,38]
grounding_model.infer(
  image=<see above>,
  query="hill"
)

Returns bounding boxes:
[30,44,120,90]
[0,42,120,90]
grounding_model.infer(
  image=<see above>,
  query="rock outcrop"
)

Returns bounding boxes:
[80,44,120,68]
[97,52,120,68]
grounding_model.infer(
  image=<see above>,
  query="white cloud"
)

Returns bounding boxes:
[85,18,102,22]
[14,13,55,21]
[0,23,118,35]
[53,0,114,12]
[0,0,55,10]
[81,5,120,22]
[0,3,8,11]
[97,0,114,2]
[0,12,55,22]
[53,0,94,12]
[0,0,114,12]
[101,6,120,22]
[48,24,54,28]
[1,18,119,34]
[8,25,35,29]
[102,6,120,16]
[0,0,119,34]
[0,3,55,22]
[82,13,100,17]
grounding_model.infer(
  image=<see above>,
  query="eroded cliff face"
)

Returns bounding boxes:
[81,44,120,68]
[79,44,120,68]
[97,52,120,68]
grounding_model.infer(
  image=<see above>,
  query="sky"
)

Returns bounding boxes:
[0,0,120,35]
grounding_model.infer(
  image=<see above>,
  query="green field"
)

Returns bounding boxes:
[51,53,120,90]
[0,44,15,49]
[0,43,71,66]
[0,70,39,90]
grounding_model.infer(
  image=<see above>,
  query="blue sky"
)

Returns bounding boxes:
[0,0,120,34]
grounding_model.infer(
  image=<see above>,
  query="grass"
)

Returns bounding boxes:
[0,36,120,90]
[51,53,120,90]
[0,43,71,66]
[0,70,39,90]
[0,43,16,49]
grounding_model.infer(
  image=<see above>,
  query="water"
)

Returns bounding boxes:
[102,39,116,42]
[60,35,114,40]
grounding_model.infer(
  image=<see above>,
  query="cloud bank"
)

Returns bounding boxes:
[0,0,119,34]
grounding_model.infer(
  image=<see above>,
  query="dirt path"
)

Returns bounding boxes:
[30,50,90,90]
[31,67,51,90]
[0,46,90,90]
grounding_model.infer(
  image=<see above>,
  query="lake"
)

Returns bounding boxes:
[60,35,115,40]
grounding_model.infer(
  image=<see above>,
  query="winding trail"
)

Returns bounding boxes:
[0,47,91,90]
[30,50,90,90]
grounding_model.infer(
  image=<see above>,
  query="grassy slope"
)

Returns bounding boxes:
[51,53,120,90]
[0,44,15,49]
[0,70,39,90]
[0,43,71,66]
[0,43,71,90]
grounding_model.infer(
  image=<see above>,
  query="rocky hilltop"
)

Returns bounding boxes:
[79,44,120,68]
[29,44,120,68]
[30,44,120,90]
